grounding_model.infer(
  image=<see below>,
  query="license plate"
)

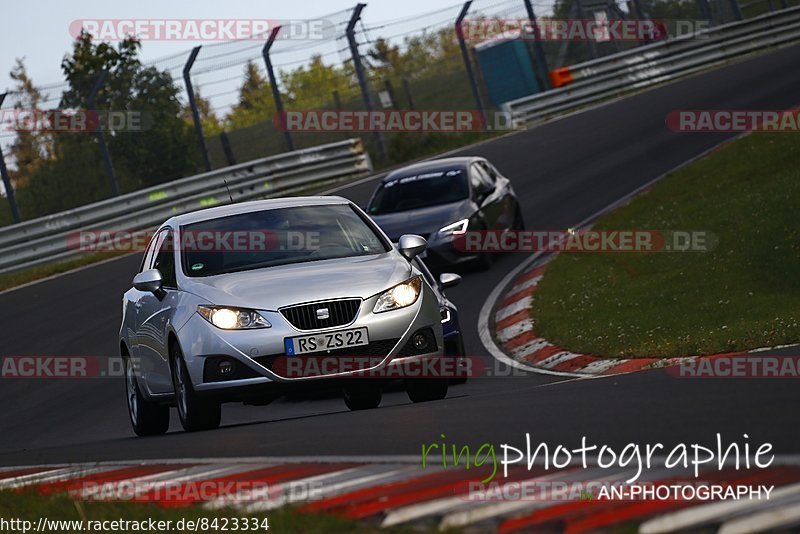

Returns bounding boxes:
[285,327,369,356]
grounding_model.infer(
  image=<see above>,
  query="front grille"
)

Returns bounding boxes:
[280,299,361,330]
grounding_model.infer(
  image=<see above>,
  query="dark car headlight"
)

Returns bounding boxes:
[438,218,469,237]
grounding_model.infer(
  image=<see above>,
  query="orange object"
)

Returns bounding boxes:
[549,67,574,88]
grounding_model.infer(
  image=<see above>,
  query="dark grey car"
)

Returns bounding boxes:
[366,157,523,270]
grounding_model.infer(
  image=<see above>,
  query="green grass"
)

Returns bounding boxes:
[0,490,413,533]
[531,132,800,358]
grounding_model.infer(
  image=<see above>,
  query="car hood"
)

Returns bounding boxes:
[181,252,412,310]
[369,200,474,241]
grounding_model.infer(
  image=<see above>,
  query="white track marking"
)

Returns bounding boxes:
[509,338,551,361]
[538,351,583,369]
[0,466,114,490]
[495,296,532,322]
[505,276,542,298]
[718,499,800,534]
[640,482,800,533]
[495,320,534,344]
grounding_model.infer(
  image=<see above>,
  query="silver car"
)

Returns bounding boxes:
[119,197,448,435]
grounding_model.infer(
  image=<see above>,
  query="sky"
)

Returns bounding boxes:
[1,0,472,100]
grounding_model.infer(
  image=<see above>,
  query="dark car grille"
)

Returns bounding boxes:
[280,299,361,330]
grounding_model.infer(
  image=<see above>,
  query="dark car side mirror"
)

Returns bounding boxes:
[133,269,164,296]
[439,273,461,289]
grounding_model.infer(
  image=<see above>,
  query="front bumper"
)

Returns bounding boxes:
[176,283,444,398]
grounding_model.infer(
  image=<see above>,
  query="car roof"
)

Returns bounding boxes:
[381,156,482,182]
[163,196,351,227]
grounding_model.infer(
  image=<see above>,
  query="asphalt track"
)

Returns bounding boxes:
[1,45,799,466]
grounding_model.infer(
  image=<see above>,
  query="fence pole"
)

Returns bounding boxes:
[263,26,295,152]
[220,131,237,166]
[456,1,487,128]
[697,0,713,23]
[573,0,598,59]
[402,77,415,109]
[522,0,551,90]
[346,3,387,160]
[0,93,21,223]
[183,46,211,172]
[87,71,120,197]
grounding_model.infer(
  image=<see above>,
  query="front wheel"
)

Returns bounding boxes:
[170,343,221,432]
[124,354,169,436]
[406,378,449,403]
[343,381,382,410]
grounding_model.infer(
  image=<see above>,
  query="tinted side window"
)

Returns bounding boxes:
[152,230,176,288]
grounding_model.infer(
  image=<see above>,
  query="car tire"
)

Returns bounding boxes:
[450,336,469,385]
[170,343,221,432]
[124,353,169,437]
[343,382,382,411]
[406,378,449,402]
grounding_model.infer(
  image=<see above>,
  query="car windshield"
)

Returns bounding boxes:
[181,204,389,277]
[367,168,468,215]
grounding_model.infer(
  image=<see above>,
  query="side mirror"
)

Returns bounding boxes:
[439,273,461,289]
[398,234,427,261]
[133,269,163,294]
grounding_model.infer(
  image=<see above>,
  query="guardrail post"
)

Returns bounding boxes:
[0,93,21,223]
[456,1,488,128]
[87,71,120,197]
[183,46,212,172]
[263,26,295,152]
[346,3,387,160]
[523,0,551,90]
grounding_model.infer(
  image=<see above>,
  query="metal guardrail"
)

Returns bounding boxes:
[0,139,372,275]
[503,6,800,124]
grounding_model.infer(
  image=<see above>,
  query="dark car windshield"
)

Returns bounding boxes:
[181,204,389,277]
[367,168,468,215]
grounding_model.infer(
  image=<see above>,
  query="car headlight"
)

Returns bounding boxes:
[439,218,469,236]
[198,306,271,330]
[373,276,422,313]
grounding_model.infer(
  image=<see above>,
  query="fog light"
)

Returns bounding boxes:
[412,332,429,351]
[218,360,235,375]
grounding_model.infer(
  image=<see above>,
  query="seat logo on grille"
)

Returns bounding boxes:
[316,308,330,320]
